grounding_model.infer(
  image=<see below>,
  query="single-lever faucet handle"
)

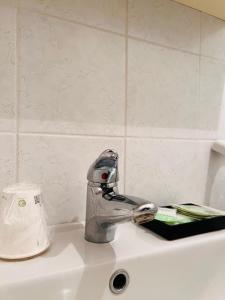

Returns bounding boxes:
[87,149,119,185]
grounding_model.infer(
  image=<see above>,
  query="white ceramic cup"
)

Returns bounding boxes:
[0,183,50,260]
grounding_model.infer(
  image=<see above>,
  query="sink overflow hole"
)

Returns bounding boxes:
[109,269,129,294]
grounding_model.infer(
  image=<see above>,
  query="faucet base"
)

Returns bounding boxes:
[85,236,114,244]
[85,219,116,243]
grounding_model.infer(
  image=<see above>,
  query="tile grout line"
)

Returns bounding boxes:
[128,35,225,64]
[198,12,202,136]
[19,7,126,38]
[201,54,225,64]
[123,0,129,194]
[128,34,200,57]
[126,137,217,142]
[18,132,126,139]
[0,131,18,135]
[15,7,20,182]
[16,131,220,142]
[20,7,225,64]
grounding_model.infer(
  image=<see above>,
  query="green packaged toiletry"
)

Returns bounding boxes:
[172,204,225,220]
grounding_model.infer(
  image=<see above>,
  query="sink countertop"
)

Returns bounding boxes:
[1,222,225,287]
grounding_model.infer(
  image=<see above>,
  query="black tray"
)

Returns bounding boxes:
[141,203,225,240]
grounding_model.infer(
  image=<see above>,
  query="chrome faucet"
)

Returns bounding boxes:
[85,149,157,243]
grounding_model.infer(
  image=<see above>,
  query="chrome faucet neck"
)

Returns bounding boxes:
[85,149,157,243]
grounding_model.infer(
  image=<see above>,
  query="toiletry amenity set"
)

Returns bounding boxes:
[142,203,225,240]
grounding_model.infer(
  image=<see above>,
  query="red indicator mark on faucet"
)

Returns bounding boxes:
[101,173,108,180]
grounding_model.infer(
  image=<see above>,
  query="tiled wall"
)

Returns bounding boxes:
[1,0,225,224]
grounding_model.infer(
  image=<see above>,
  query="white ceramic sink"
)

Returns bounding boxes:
[1,222,225,300]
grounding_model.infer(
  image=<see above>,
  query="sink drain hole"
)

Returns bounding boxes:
[109,269,129,294]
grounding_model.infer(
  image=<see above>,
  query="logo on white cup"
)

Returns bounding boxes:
[18,199,26,207]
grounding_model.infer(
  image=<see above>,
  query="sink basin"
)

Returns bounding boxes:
[1,223,225,300]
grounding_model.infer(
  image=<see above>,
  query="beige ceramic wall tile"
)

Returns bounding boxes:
[200,56,225,133]
[0,134,16,191]
[18,134,125,224]
[19,0,126,34]
[0,6,16,131]
[128,0,200,53]
[127,38,202,138]
[19,11,125,136]
[201,13,225,61]
[125,138,212,206]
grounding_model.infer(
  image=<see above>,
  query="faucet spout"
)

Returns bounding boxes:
[85,150,157,243]
[102,189,157,224]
